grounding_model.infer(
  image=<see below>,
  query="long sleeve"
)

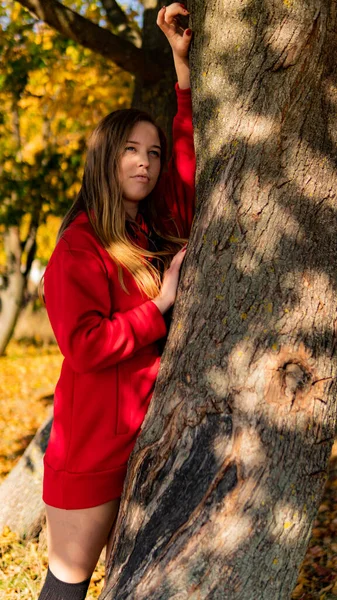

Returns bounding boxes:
[44,239,167,374]
[159,84,196,238]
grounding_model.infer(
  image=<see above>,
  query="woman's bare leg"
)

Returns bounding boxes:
[45,499,120,583]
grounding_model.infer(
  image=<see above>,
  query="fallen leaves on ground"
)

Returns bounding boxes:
[0,341,62,481]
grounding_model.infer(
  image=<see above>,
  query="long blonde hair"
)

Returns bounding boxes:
[54,109,186,298]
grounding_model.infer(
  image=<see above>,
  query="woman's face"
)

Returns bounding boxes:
[119,121,162,207]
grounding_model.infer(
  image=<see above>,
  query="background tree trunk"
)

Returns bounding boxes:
[0,220,38,355]
[101,1,337,598]
[0,228,28,355]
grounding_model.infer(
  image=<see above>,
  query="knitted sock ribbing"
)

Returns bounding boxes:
[38,567,91,600]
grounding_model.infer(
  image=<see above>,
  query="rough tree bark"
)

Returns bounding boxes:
[100,1,337,598]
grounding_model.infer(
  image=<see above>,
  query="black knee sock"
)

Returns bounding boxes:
[38,567,91,600]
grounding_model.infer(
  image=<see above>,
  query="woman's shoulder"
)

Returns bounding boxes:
[46,212,105,269]
[61,211,97,247]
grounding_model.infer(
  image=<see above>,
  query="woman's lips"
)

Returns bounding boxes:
[132,175,149,182]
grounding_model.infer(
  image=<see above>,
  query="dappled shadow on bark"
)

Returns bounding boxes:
[102,1,337,598]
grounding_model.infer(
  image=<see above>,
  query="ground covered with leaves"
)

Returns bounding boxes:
[0,340,337,599]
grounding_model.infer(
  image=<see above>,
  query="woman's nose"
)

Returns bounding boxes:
[138,153,149,167]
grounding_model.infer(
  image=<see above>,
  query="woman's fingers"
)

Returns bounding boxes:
[156,6,168,30]
[170,245,187,270]
[164,3,189,25]
[157,4,190,37]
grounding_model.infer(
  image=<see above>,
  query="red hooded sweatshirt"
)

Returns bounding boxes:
[43,85,195,509]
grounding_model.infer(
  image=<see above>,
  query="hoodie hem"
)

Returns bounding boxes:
[43,458,126,509]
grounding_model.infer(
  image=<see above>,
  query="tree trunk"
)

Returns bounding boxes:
[0,227,27,355]
[0,411,52,538]
[0,217,38,355]
[101,2,337,599]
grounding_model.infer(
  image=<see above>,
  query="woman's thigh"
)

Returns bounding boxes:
[45,499,120,583]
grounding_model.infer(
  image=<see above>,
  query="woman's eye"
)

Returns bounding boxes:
[125,146,136,152]
[150,150,160,157]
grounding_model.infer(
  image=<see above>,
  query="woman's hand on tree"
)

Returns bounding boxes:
[151,245,187,314]
[156,3,192,60]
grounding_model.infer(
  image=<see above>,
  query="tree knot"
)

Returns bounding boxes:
[279,362,312,400]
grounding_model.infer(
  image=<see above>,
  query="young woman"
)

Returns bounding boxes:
[38,4,195,599]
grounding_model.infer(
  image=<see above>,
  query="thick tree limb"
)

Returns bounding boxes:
[16,0,160,81]
[101,0,142,47]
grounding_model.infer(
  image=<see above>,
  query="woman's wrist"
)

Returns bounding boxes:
[151,296,174,315]
[173,54,190,89]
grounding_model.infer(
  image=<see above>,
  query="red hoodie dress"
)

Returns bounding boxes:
[43,84,195,509]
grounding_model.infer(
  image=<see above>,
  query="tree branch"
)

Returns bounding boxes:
[100,0,142,47]
[16,0,161,82]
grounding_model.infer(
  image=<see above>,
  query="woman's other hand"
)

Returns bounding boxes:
[151,245,187,314]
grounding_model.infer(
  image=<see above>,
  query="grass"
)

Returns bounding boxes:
[0,525,105,599]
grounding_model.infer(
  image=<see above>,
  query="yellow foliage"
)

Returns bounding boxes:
[36,216,61,263]
[66,45,79,60]
[1,14,133,178]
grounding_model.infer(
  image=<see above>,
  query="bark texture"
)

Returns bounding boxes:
[101,1,337,599]
[0,412,52,538]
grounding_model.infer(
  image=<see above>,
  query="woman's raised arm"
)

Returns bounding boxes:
[156,3,191,89]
